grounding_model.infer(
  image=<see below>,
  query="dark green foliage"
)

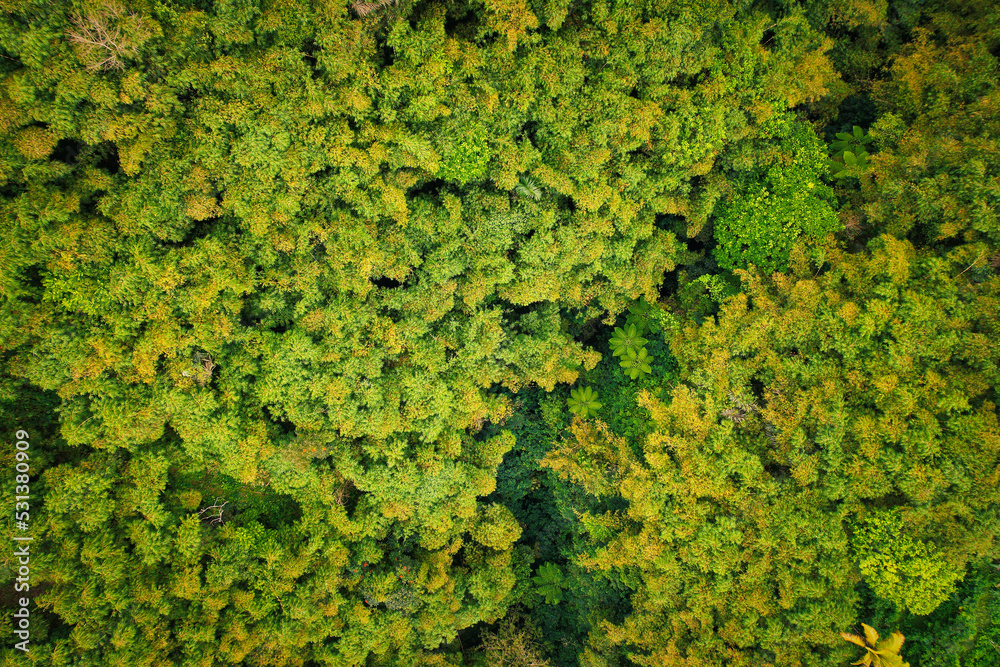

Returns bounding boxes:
[490,377,644,666]
[623,297,653,335]
[674,270,741,322]
[879,560,1000,667]
[532,563,565,605]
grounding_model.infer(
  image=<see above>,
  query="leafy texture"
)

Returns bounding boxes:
[714,115,841,273]
[567,386,602,419]
[532,563,565,605]
[0,0,997,665]
[853,510,964,616]
[842,624,910,667]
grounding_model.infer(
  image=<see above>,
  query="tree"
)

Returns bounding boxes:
[713,114,841,273]
[841,624,909,667]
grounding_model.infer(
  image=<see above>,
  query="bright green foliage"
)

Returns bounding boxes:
[713,186,801,271]
[608,325,647,358]
[436,120,491,185]
[881,559,1000,667]
[618,346,652,380]
[1,0,738,653]
[832,126,874,158]
[567,386,601,419]
[853,510,964,616]
[830,147,872,179]
[532,563,565,605]
[714,115,841,273]
[842,624,910,667]
[12,440,530,666]
[829,125,874,181]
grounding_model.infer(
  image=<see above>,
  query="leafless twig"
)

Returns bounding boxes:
[66,2,144,71]
[182,352,216,385]
[954,250,986,280]
[352,0,398,17]
[198,498,228,525]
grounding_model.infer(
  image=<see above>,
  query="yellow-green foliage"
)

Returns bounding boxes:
[0,0,997,665]
[540,229,1000,664]
[853,510,964,616]
[842,624,910,667]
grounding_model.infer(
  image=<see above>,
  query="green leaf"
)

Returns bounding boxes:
[619,346,653,379]
[532,562,565,604]
[568,386,602,418]
[513,174,542,201]
[610,325,648,357]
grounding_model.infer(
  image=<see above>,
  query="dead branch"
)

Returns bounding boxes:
[66,2,143,71]
[352,0,398,18]
[198,498,228,525]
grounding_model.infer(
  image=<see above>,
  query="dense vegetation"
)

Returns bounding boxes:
[1,0,998,665]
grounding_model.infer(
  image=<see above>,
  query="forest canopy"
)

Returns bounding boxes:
[0,0,998,666]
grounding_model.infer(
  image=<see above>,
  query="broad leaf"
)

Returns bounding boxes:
[862,623,879,647]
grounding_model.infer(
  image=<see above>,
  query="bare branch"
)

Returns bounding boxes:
[198,498,228,525]
[352,0,398,18]
[66,2,144,71]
